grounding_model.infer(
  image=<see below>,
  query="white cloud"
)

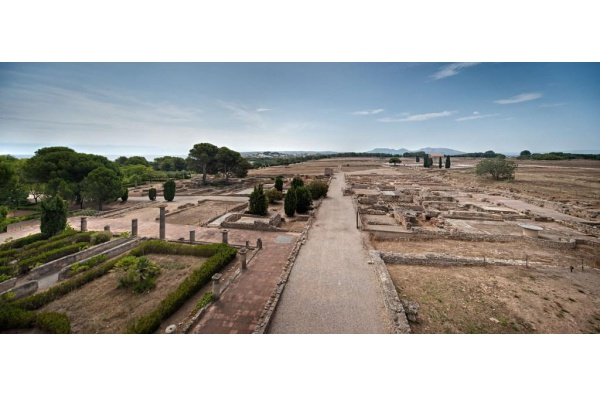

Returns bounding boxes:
[351,108,385,115]
[539,102,566,108]
[430,63,480,80]
[455,113,499,121]
[256,108,272,112]
[377,111,455,122]
[494,92,542,104]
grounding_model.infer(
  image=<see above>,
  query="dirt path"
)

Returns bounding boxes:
[267,173,391,333]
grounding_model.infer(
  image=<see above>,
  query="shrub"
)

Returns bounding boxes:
[284,187,296,217]
[291,177,304,188]
[265,188,283,203]
[0,233,48,252]
[148,188,157,201]
[475,157,518,180]
[35,311,71,333]
[307,180,328,200]
[121,188,129,202]
[18,242,88,275]
[248,184,268,216]
[194,291,214,313]
[274,176,283,192]
[69,254,109,276]
[0,206,8,219]
[115,256,161,293]
[295,186,312,214]
[90,231,112,245]
[163,179,176,202]
[40,196,68,237]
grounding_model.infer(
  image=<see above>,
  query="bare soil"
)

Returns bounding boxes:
[40,254,208,334]
[166,201,236,226]
[249,157,387,176]
[388,264,600,333]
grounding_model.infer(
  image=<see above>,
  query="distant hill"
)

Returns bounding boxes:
[366,147,465,156]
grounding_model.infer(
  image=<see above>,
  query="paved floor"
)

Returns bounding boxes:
[267,173,391,334]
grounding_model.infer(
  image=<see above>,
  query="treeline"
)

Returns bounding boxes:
[519,151,600,160]
[250,152,397,168]
[451,150,503,158]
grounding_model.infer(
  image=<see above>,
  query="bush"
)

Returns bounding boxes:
[69,254,109,276]
[121,188,129,202]
[194,291,214,313]
[90,231,112,245]
[274,176,283,192]
[18,242,88,275]
[35,311,71,333]
[0,233,48,252]
[265,188,283,203]
[248,184,268,216]
[295,186,312,214]
[40,196,68,237]
[284,187,296,217]
[163,179,176,202]
[291,177,304,188]
[0,206,8,219]
[115,256,161,293]
[307,180,328,200]
[475,157,518,180]
[148,188,157,201]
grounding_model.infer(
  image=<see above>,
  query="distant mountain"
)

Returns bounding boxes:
[367,148,409,155]
[366,147,465,156]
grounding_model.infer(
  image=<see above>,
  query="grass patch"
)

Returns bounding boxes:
[193,291,214,313]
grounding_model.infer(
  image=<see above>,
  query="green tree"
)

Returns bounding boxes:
[295,186,312,214]
[232,158,252,178]
[186,143,219,185]
[249,184,268,216]
[307,180,328,200]
[389,157,401,166]
[82,168,123,211]
[284,187,296,217]
[519,150,532,159]
[274,176,284,192]
[416,156,420,163]
[445,156,451,169]
[148,188,157,201]
[121,187,129,202]
[266,188,283,203]
[163,179,176,201]
[475,157,518,180]
[438,157,443,168]
[40,195,68,237]
[216,146,243,183]
[291,177,304,188]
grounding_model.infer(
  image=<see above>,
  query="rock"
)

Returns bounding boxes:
[489,317,499,324]
[402,300,420,323]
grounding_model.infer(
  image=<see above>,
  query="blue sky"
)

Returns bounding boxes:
[1,62,598,156]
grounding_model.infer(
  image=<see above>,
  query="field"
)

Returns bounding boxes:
[249,157,389,176]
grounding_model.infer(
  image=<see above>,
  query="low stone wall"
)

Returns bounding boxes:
[27,237,140,281]
[0,277,17,294]
[381,251,525,267]
[6,219,40,233]
[99,201,158,218]
[269,213,282,227]
[221,220,286,232]
[445,210,504,221]
[57,237,143,281]
[1,280,38,300]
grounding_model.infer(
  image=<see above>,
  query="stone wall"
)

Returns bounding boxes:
[380,251,525,267]
[0,277,17,294]
[1,280,38,300]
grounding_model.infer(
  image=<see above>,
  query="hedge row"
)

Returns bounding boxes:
[18,242,89,275]
[68,254,109,277]
[0,233,47,252]
[0,304,70,334]
[130,240,225,258]
[13,256,121,311]
[127,244,237,334]
[16,233,92,263]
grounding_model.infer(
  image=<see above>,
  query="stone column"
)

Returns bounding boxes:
[212,273,222,298]
[245,240,250,248]
[190,230,195,244]
[257,238,262,249]
[80,217,87,232]
[131,219,138,237]
[159,205,167,240]
[221,229,229,245]
[104,225,110,232]
[240,248,248,270]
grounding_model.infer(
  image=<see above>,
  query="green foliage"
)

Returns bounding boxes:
[249,184,268,216]
[265,188,283,203]
[163,179,176,202]
[194,291,214,313]
[130,240,225,258]
[416,156,420,163]
[445,156,451,169]
[18,242,88,275]
[90,231,112,245]
[475,157,518,181]
[284,187,296,217]
[40,195,68,237]
[35,311,71,333]
[115,256,161,293]
[127,244,236,333]
[69,254,109,276]
[389,157,401,165]
[187,143,219,185]
[519,150,532,158]
[121,188,129,202]
[439,157,443,168]
[82,167,123,211]
[0,206,8,219]
[274,176,284,192]
[307,180,328,200]
[295,186,312,214]
[148,188,157,201]
[291,177,304,188]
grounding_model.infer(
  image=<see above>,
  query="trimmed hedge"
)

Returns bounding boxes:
[18,242,89,275]
[130,240,225,258]
[127,243,237,334]
[90,231,112,245]
[0,304,70,333]
[68,254,109,276]
[0,233,47,252]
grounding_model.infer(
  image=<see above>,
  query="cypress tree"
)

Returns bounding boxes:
[439,156,443,168]
[249,184,268,216]
[284,187,297,217]
[295,186,312,214]
[148,188,157,201]
[163,180,176,202]
[274,176,284,192]
[445,156,451,169]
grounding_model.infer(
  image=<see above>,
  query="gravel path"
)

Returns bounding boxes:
[267,173,391,333]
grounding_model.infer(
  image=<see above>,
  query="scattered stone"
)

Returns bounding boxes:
[401,300,420,323]
[489,317,499,324]
[165,324,177,334]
